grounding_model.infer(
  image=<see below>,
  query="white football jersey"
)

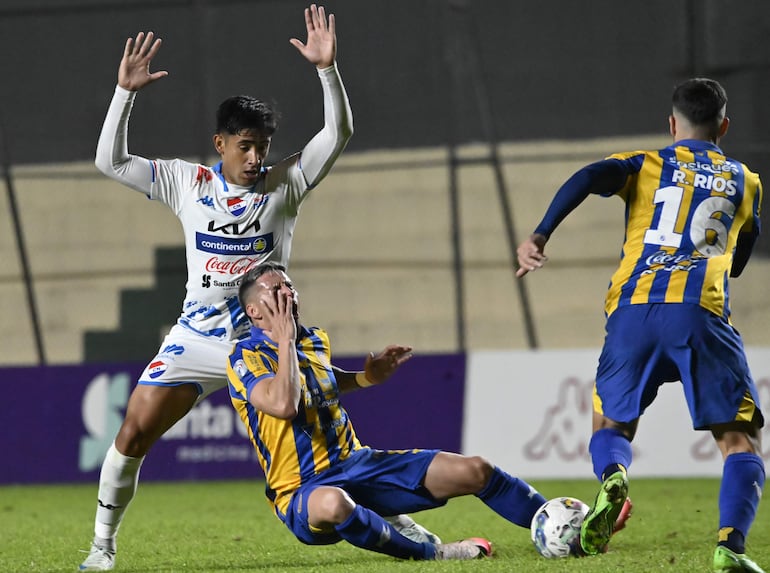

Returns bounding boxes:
[149,156,307,341]
[95,65,352,346]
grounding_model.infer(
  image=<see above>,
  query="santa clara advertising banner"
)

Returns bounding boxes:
[4,348,769,484]
[0,354,466,484]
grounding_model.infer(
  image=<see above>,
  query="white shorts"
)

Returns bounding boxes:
[137,324,240,401]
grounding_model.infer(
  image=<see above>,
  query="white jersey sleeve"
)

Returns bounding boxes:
[296,64,353,192]
[94,86,156,197]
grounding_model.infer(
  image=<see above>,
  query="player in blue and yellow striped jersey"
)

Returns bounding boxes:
[227,262,550,561]
[517,78,765,573]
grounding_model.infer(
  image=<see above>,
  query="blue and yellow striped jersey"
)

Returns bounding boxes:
[603,140,761,318]
[536,139,762,320]
[227,325,363,515]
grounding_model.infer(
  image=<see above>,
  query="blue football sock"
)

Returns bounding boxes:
[718,452,765,553]
[335,505,434,560]
[475,466,547,527]
[589,428,632,482]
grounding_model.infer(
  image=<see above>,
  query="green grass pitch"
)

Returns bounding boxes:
[2,477,767,572]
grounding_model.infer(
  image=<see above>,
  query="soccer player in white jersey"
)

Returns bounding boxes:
[79,5,437,571]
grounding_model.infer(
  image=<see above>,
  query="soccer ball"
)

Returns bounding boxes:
[530,496,589,558]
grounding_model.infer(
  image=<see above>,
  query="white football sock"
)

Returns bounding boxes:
[92,442,145,547]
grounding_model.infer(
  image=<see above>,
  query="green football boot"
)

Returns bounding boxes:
[580,470,629,555]
[713,545,765,573]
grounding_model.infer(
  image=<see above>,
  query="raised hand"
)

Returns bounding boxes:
[289,4,336,69]
[118,31,169,92]
[362,345,413,385]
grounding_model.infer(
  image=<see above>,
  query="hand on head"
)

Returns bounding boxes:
[258,289,297,343]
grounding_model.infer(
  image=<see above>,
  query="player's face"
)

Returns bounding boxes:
[254,271,299,321]
[214,129,272,187]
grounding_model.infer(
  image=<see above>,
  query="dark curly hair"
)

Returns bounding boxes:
[216,95,279,136]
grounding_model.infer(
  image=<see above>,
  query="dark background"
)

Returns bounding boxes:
[2,0,769,248]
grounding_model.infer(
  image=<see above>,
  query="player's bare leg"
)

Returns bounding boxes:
[79,383,199,571]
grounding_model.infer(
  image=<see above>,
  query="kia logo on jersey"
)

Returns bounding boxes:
[227,197,248,216]
[148,361,168,379]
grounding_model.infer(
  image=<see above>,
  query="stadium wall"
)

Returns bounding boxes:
[2,0,770,366]
[3,349,769,485]
[3,138,770,367]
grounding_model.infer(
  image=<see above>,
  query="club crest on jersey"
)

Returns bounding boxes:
[227,197,248,216]
[148,360,168,379]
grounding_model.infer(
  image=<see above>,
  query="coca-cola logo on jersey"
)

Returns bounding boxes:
[205,257,261,275]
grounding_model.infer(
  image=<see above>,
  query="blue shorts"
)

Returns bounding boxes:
[595,303,764,430]
[279,447,443,545]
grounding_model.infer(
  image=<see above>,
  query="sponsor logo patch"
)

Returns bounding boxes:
[195,232,274,255]
[161,344,185,356]
[196,166,213,183]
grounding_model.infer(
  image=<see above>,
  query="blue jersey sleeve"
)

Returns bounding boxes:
[534,157,642,238]
[731,229,758,278]
[731,175,762,278]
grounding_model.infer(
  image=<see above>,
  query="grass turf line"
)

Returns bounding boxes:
[1,477,767,572]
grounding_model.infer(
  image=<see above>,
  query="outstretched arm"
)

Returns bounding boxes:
[94,32,169,194]
[516,158,631,277]
[334,345,414,393]
[290,4,353,188]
